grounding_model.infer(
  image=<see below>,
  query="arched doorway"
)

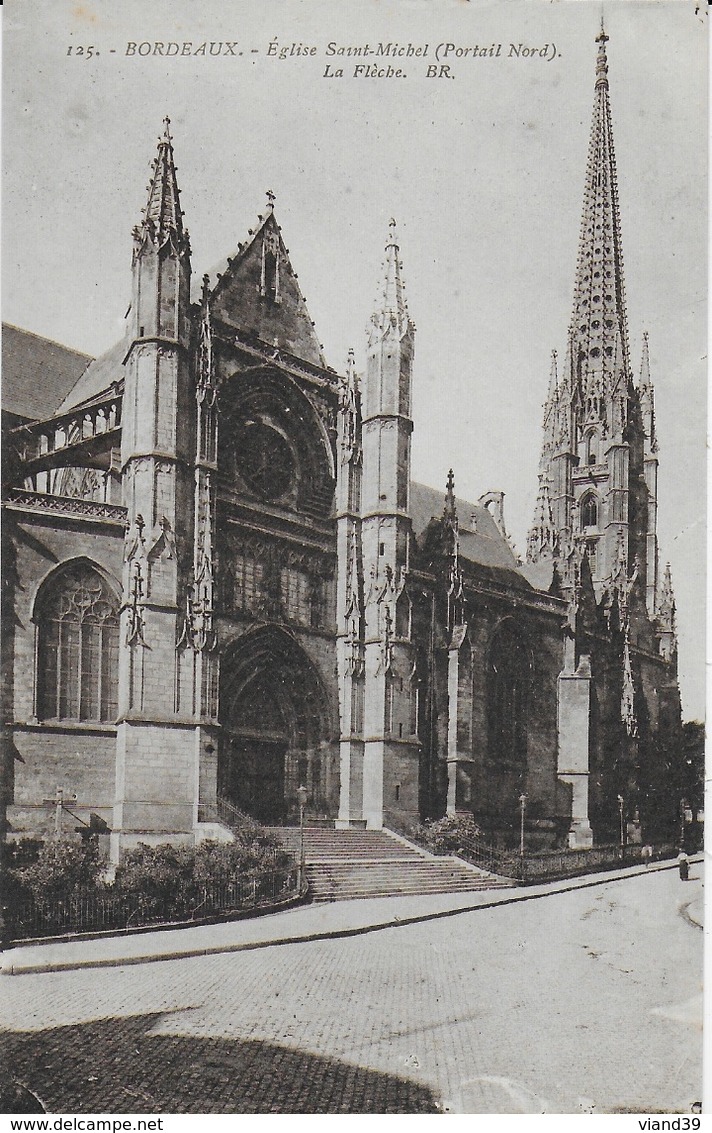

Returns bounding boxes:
[219,627,331,824]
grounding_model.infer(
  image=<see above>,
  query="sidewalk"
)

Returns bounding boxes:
[1,855,702,976]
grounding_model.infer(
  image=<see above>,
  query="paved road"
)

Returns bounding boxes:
[0,866,703,1114]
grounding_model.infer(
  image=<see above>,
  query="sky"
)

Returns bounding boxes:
[3,0,707,719]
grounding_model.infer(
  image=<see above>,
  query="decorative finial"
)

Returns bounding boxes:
[595,17,609,87]
[266,189,276,211]
[444,469,456,518]
[201,273,210,303]
[162,116,172,140]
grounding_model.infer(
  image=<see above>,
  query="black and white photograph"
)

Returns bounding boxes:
[0,0,706,1119]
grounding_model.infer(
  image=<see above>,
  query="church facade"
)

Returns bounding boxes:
[1,31,681,856]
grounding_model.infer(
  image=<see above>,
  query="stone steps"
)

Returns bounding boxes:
[264,825,512,902]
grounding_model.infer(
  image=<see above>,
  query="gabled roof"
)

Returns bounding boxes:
[410,481,521,573]
[2,324,94,422]
[206,207,327,369]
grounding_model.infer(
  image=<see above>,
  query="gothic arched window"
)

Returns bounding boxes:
[581,492,599,530]
[487,621,529,770]
[36,562,119,723]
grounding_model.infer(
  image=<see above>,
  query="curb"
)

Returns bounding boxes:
[1,855,699,977]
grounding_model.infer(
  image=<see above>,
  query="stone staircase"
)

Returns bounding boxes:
[264,826,513,902]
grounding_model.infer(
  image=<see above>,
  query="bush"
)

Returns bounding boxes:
[411,814,484,855]
[113,835,294,909]
[1,837,43,871]
[14,835,103,900]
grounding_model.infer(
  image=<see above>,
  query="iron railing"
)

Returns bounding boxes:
[197,795,257,831]
[446,833,676,883]
[6,866,301,943]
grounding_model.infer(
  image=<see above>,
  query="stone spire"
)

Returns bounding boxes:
[136,117,188,253]
[369,218,412,344]
[569,24,630,403]
[637,331,657,454]
[542,350,559,431]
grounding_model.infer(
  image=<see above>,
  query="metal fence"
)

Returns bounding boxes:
[6,866,301,943]
[444,833,676,883]
[198,795,257,830]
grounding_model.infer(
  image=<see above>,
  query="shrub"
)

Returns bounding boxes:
[113,833,295,911]
[113,842,197,901]
[14,835,103,900]
[411,814,484,855]
[1,837,43,871]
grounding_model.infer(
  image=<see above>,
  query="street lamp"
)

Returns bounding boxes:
[617,794,625,857]
[518,793,527,858]
[296,784,308,893]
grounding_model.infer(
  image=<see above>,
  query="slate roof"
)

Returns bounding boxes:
[56,336,127,414]
[410,481,519,570]
[2,324,94,422]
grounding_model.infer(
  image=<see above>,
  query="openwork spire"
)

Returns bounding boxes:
[569,26,629,395]
[138,117,187,251]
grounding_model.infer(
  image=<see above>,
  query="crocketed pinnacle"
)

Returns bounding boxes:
[527,473,556,563]
[638,330,651,387]
[569,26,629,399]
[140,117,187,249]
[370,218,412,340]
[637,331,657,454]
[657,562,675,629]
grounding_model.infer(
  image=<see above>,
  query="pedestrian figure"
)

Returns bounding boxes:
[677,850,689,881]
[641,844,653,867]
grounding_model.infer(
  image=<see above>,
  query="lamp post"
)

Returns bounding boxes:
[296,784,308,893]
[518,793,527,858]
[617,794,625,857]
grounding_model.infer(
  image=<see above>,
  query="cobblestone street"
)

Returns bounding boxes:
[1,866,703,1114]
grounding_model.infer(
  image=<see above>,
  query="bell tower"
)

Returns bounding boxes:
[528,25,657,607]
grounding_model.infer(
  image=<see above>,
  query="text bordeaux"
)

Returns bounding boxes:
[126,42,239,56]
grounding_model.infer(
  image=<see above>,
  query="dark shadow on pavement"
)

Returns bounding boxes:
[1,1013,440,1114]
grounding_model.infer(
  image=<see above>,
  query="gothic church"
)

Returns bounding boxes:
[1,31,682,856]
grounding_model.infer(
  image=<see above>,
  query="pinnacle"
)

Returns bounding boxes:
[370,217,411,339]
[444,469,457,521]
[638,330,651,388]
[139,117,186,249]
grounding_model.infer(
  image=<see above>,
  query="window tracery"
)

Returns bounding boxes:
[36,563,119,723]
